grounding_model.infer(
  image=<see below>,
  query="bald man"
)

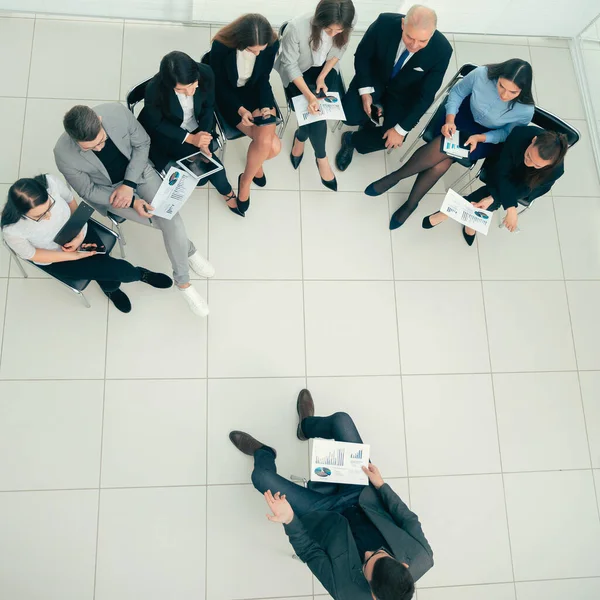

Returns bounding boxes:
[336,6,453,170]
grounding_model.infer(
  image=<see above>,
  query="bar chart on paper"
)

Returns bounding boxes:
[310,439,370,485]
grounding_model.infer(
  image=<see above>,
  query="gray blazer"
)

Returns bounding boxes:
[274,13,351,88]
[53,102,155,208]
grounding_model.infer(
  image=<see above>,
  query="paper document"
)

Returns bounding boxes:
[292,92,346,126]
[440,188,493,235]
[442,130,469,159]
[310,439,370,485]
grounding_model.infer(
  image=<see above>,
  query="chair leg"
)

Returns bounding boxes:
[290,474,308,487]
[281,105,292,137]
[75,290,91,308]
[457,175,476,195]
[448,165,474,193]
[11,254,28,278]
[114,224,127,259]
[396,135,421,162]
[220,137,227,162]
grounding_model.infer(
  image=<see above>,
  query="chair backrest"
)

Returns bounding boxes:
[531,106,580,147]
[126,77,152,113]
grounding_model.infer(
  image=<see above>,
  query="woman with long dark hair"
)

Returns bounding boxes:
[365,59,536,229]
[209,14,281,213]
[138,51,241,216]
[1,175,172,312]
[423,126,568,244]
[275,0,356,191]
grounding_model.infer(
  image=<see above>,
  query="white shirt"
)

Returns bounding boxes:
[236,49,257,87]
[359,39,414,136]
[2,174,85,265]
[312,29,334,67]
[175,91,199,135]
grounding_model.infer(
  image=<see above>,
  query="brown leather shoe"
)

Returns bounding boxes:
[229,430,274,456]
[296,389,315,441]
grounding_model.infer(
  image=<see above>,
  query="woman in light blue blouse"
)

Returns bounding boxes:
[364,59,535,229]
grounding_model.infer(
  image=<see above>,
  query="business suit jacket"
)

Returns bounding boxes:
[485,125,565,209]
[208,39,279,121]
[274,12,351,88]
[351,12,453,132]
[54,102,157,208]
[284,483,433,600]
[138,63,216,145]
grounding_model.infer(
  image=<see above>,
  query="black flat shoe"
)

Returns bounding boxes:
[253,173,267,187]
[335,131,355,172]
[105,288,132,313]
[422,212,441,230]
[224,190,244,217]
[139,268,173,288]
[462,226,476,246]
[237,174,250,213]
[290,130,304,170]
[316,158,337,192]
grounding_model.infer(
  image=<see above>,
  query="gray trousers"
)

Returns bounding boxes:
[90,165,196,286]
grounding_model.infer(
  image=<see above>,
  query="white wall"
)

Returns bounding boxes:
[1,0,599,37]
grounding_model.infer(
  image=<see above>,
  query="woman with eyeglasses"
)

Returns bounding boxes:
[275,0,356,191]
[423,126,568,244]
[1,174,172,313]
[139,51,242,216]
[365,59,536,230]
[209,14,281,212]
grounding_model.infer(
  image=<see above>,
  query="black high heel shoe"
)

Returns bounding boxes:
[462,226,476,246]
[253,172,266,187]
[316,158,337,192]
[237,174,250,213]
[224,190,244,217]
[422,212,441,229]
[290,130,304,170]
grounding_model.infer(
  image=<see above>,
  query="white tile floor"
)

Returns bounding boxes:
[0,12,600,600]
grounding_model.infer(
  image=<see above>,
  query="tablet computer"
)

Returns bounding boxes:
[176,150,224,181]
[53,202,95,246]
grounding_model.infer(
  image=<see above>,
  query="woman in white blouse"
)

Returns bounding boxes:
[210,14,281,212]
[1,175,172,313]
[275,0,356,191]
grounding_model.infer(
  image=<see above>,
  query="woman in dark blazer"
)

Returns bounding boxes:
[138,51,242,217]
[424,126,568,245]
[209,14,281,212]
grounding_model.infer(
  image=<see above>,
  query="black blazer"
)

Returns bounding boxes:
[352,13,453,132]
[138,63,215,146]
[485,125,565,209]
[284,484,433,600]
[208,39,279,118]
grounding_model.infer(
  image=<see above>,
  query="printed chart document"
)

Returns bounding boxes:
[442,130,469,159]
[150,151,223,220]
[440,188,493,235]
[310,438,370,485]
[292,92,346,126]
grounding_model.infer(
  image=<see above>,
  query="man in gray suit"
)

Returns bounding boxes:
[54,103,213,317]
[229,390,433,600]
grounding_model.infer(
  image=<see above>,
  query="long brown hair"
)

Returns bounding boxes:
[523,130,568,188]
[310,0,355,51]
[213,13,277,50]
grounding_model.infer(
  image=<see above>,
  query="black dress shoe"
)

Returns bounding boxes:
[290,129,304,170]
[462,226,476,246]
[335,131,355,172]
[229,430,275,457]
[237,174,250,213]
[224,190,244,217]
[105,288,132,313]
[296,389,315,441]
[316,158,338,191]
[139,268,173,288]
[422,212,441,230]
[253,173,267,187]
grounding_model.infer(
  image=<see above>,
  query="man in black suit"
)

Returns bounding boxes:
[336,6,453,171]
[229,389,433,600]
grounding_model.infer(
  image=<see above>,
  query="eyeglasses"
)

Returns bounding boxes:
[25,196,55,222]
[362,548,389,574]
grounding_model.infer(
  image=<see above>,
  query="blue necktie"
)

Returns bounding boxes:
[391,48,410,79]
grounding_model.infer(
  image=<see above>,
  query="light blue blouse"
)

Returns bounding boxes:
[445,66,534,145]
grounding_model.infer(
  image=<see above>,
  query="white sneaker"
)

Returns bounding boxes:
[178,285,209,317]
[188,251,215,278]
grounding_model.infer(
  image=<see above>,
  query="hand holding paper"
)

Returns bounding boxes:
[440,188,493,235]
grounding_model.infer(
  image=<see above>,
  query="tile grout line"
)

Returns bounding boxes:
[204,185,211,600]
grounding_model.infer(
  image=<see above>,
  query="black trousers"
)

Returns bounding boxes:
[149,133,233,196]
[42,229,142,293]
[465,185,503,211]
[286,66,340,159]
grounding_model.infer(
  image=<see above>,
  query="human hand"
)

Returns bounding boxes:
[238,107,254,127]
[62,229,86,252]
[307,94,321,115]
[383,127,404,150]
[199,144,212,157]
[503,207,518,232]
[71,248,96,260]
[362,463,385,489]
[315,77,328,95]
[260,107,272,118]
[264,490,294,525]
[441,121,457,139]
[472,196,494,210]
[361,93,373,117]
[195,131,213,148]
[110,184,135,209]
[133,198,155,219]
[465,134,485,153]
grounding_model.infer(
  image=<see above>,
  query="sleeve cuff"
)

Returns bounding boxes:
[123,180,137,190]
[283,515,302,533]
[394,124,408,136]
[358,87,375,95]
